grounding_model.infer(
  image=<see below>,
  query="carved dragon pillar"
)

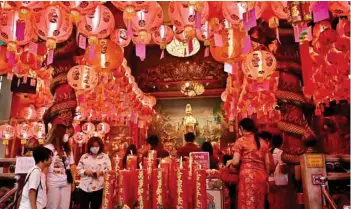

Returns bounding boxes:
[274,44,317,208]
[43,37,78,133]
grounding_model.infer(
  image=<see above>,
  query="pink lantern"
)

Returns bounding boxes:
[58,1,100,24]
[0,125,15,140]
[222,2,256,27]
[36,107,47,120]
[32,5,73,49]
[0,10,35,51]
[328,2,350,17]
[152,25,174,49]
[77,5,115,44]
[112,2,150,19]
[196,21,214,46]
[97,122,110,134]
[74,106,87,121]
[241,50,277,81]
[110,28,131,47]
[32,122,46,140]
[67,65,98,91]
[21,106,37,120]
[168,1,209,38]
[73,132,88,147]
[82,122,95,134]
[124,2,163,41]
[16,123,33,140]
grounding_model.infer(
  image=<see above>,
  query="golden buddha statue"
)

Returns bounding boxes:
[181,104,199,135]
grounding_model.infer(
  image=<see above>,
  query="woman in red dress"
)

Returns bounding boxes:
[227,118,270,209]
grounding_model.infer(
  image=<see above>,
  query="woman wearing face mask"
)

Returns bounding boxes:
[77,137,111,209]
[44,124,75,209]
[226,118,271,209]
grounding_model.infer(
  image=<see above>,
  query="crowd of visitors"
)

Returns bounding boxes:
[18,117,290,209]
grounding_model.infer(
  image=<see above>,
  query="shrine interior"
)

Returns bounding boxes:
[0,1,350,209]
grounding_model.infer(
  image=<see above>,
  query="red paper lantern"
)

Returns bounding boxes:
[58,1,100,24]
[16,123,33,140]
[77,5,115,44]
[222,2,256,27]
[124,2,163,40]
[242,49,277,81]
[110,28,131,47]
[168,1,209,38]
[32,5,73,49]
[82,122,95,134]
[329,2,350,17]
[84,39,124,71]
[0,10,35,51]
[152,25,174,49]
[0,125,15,140]
[67,65,98,91]
[112,2,150,19]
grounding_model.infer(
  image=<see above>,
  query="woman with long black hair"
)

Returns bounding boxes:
[226,118,271,209]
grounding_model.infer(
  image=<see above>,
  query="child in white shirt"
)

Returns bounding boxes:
[19,146,53,209]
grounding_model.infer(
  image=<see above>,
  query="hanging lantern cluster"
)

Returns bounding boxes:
[309,19,350,108]
[75,57,156,128]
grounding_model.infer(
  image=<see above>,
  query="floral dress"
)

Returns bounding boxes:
[77,152,111,192]
[232,136,269,209]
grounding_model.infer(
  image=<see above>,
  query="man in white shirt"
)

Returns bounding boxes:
[19,146,53,209]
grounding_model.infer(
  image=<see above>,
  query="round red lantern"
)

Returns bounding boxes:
[110,28,131,47]
[222,2,256,27]
[0,10,35,51]
[124,2,163,40]
[36,107,47,120]
[112,2,150,19]
[73,132,88,147]
[152,25,174,49]
[32,5,73,49]
[0,125,15,140]
[329,2,350,17]
[82,122,95,134]
[32,122,46,139]
[77,5,115,44]
[97,122,110,134]
[74,106,87,121]
[21,106,37,120]
[241,49,277,81]
[168,1,209,39]
[67,65,98,91]
[58,1,100,24]
[84,39,124,71]
[16,123,33,140]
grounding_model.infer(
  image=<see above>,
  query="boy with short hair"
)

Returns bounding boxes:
[19,146,53,209]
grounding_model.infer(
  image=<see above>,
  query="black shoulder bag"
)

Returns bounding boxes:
[61,156,74,184]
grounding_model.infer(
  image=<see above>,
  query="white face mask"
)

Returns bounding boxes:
[63,134,69,143]
[90,147,100,154]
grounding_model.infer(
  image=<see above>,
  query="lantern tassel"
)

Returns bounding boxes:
[276,28,281,44]
[7,51,15,67]
[160,49,165,59]
[188,38,193,54]
[204,47,209,57]
[195,11,201,30]
[89,44,96,60]
[127,20,133,39]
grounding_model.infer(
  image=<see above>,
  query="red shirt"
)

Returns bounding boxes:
[177,143,202,158]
